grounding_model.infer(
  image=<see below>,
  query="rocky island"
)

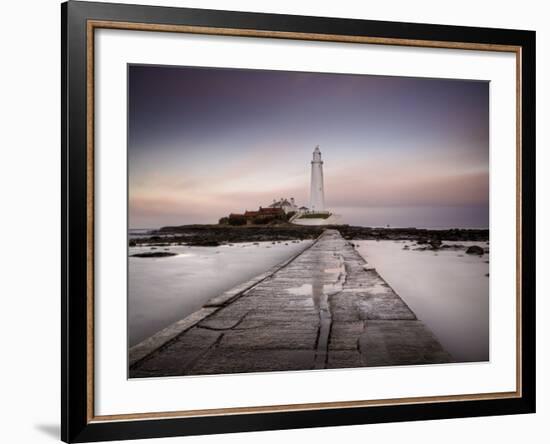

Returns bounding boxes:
[129,223,488,248]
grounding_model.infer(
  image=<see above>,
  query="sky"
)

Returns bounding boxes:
[128,64,489,229]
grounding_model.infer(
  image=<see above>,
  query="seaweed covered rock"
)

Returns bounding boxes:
[131,252,177,258]
[465,245,484,255]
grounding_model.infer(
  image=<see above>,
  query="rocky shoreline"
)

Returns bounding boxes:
[129,224,489,247]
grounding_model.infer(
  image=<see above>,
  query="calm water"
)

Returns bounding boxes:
[128,228,153,238]
[128,241,312,346]
[356,240,489,362]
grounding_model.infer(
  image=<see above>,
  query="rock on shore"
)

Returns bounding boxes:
[465,245,485,255]
[131,251,177,258]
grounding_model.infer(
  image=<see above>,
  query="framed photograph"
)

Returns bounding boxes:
[62,1,536,442]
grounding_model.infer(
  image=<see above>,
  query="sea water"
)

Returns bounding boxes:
[128,240,312,346]
[355,240,489,362]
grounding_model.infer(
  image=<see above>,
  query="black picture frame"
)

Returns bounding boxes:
[62,1,536,442]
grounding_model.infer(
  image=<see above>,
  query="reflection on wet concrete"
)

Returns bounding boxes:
[312,277,329,369]
[286,253,346,369]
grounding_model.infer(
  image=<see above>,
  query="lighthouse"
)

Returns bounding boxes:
[310,145,325,212]
[292,146,340,225]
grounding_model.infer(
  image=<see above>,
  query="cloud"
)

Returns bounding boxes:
[326,170,488,207]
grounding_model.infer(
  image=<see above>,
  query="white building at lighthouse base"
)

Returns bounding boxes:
[292,213,342,226]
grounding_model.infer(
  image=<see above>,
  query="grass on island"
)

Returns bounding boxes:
[298,213,332,219]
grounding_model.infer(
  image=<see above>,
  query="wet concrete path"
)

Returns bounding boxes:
[130,230,451,377]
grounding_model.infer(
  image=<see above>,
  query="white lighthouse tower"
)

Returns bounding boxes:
[310,145,325,212]
[292,145,341,225]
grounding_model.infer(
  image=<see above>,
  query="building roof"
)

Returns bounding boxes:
[259,207,284,214]
[242,207,284,217]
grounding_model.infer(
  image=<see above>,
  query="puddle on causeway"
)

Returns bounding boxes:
[285,281,341,300]
[286,283,313,296]
[284,255,347,369]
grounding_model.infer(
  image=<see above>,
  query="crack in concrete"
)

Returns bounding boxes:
[197,311,250,331]
[182,332,225,373]
[313,254,346,369]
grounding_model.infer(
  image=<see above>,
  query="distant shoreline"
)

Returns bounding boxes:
[129,224,489,247]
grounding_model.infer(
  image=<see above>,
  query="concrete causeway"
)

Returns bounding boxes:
[130,230,451,377]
